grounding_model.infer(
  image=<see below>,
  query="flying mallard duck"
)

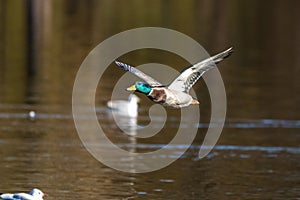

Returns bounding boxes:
[115,47,233,109]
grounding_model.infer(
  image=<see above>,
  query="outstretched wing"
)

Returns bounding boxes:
[115,61,163,87]
[168,47,233,93]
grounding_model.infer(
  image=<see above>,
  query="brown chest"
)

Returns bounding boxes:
[148,88,167,103]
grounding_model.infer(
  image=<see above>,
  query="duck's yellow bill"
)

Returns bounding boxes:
[126,85,136,91]
[191,99,200,105]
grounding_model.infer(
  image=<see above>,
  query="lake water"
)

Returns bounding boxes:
[0,1,300,199]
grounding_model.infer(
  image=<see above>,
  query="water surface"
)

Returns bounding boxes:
[0,0,300,199]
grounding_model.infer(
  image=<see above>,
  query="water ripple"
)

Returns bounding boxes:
[117,143,300,154]
[0,110,299,129]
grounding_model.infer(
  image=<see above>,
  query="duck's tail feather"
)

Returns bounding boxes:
[212,47,233,64]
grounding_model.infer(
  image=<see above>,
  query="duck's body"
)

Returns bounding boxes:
[147,87,194,108]
[0,189,46,200]
[115,47,233,108]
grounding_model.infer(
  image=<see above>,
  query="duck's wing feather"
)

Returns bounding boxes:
[115,61,163,87]
[168,47,233,93]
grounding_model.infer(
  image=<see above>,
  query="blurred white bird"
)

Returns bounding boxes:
[107,94,140,118]
[0,188,46,200]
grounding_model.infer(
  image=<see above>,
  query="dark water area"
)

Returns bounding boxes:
[0,0,300,199]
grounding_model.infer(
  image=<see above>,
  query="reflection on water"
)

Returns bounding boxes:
[0,106,300,199]
[0,0,300,199]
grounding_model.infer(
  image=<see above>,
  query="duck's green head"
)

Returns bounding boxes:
[126,82,152,94]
